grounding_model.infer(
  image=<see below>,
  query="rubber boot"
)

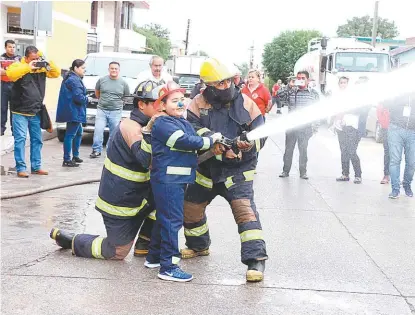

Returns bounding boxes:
[50,228,74,250]
[134,237,150,257]
[246,260,265,282]
[181,248,210,259]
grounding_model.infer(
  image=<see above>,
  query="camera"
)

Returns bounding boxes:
[294,79,305,87]
[34,61,49,69]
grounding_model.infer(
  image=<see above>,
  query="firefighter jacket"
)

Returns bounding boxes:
[96,108,153,219]
[151,115,213,184]
[187,90,266,185]
[6,57,60,115]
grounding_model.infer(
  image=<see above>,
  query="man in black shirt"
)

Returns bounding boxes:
[0,40,21,135]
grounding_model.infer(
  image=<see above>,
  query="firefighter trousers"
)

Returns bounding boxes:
[72,212,155,260]
[183,176,268,265]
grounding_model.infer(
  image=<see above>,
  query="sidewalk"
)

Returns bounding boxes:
[0,134,104,197]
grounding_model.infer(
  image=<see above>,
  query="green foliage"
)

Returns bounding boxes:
[263,76,275,91]
[133,24,171,60]
[262,30,322,82]
[235,62,249,77]
[336,15,399,39]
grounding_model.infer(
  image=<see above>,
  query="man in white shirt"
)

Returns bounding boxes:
[136,55,172,85]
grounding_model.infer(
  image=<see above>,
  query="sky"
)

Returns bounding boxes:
[134,0,415,66]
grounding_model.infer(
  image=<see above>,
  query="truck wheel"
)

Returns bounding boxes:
[57,130,65,142]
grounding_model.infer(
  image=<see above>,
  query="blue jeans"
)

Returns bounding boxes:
[64,122,83,161]
[388,124,415,191]
[147,181,186,273]
[12,113,43,173]
[92,108,122,153]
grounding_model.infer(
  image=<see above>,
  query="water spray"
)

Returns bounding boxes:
[247,62,415,141]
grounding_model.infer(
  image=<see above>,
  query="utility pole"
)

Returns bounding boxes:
[249,42,255,69]
[114,1,121,52]
[33,1,39,46]
[371,0,379,47]
[184,19,190,55]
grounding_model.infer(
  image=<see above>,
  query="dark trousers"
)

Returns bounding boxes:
[337,126,362,177]
[147,182,186,273]
[72,209,155,260]
[63,122,83,161]
[272,96,282,109]
[382,128,390,176]
[283,127,312,175]
[183,177,267,265]
[1,81,13,135]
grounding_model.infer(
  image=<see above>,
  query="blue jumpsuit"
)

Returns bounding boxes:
[146,115,213,273]
[184,91,268,264]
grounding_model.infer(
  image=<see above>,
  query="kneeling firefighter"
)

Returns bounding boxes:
[182,58,268,282]
[50,80,160,259]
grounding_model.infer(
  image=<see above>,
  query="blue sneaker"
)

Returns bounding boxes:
[158,267,193,282]
[404,186,413,197]
[389,190,400,199]
[144,260,160,269]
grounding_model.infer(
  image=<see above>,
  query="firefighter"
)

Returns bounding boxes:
[182,58,268,282]
[49,80,160,259]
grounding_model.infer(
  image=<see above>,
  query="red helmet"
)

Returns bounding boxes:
[153,81,186,110]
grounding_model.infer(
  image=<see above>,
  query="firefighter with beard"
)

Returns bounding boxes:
[182,58,268,282]
[49,80,160,260]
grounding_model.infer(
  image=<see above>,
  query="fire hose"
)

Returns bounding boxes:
[1,132,250,200]
[0,178,101,200]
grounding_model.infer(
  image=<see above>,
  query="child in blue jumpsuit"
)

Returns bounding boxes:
[144,82,222,282]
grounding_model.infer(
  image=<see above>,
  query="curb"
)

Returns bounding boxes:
[0,124,57,156]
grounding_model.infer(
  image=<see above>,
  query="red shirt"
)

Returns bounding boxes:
[272,83,280,96]
[377,104,390,129]
[242,83,271,116]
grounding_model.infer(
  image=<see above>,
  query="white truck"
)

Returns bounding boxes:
[294,37,393,141]
[166,55,208,96]
[294,37,392,96]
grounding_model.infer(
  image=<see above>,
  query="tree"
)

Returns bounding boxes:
[141,23,170,39]
[190,50,209,57]
[262,30,322,82]
[133,24,171,60]
[235,62,249,77]
[336,15,399,39]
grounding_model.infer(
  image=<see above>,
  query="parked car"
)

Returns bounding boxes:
[178,74,200,97]
[56,52,154,142]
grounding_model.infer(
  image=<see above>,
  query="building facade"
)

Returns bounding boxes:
[88,1,149,54]
[1,1,91,111]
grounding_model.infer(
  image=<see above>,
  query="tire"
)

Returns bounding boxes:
[57,129,65,142]
[374,123,383,143]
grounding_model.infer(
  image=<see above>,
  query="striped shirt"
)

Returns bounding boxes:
[277,86,319,112]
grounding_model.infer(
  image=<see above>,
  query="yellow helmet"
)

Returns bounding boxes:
[200,58,234,83]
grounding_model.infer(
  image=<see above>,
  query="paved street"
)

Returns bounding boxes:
[1,112,415,315]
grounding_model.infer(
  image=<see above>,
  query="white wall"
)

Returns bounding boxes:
[94,1,145,53]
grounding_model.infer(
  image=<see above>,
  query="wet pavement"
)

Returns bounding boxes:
[1,113,415,315]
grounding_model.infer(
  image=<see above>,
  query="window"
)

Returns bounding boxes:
[7,12,34,35]
[335,52,390,73]
[120,1,134,29]
[91,2,98,27]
